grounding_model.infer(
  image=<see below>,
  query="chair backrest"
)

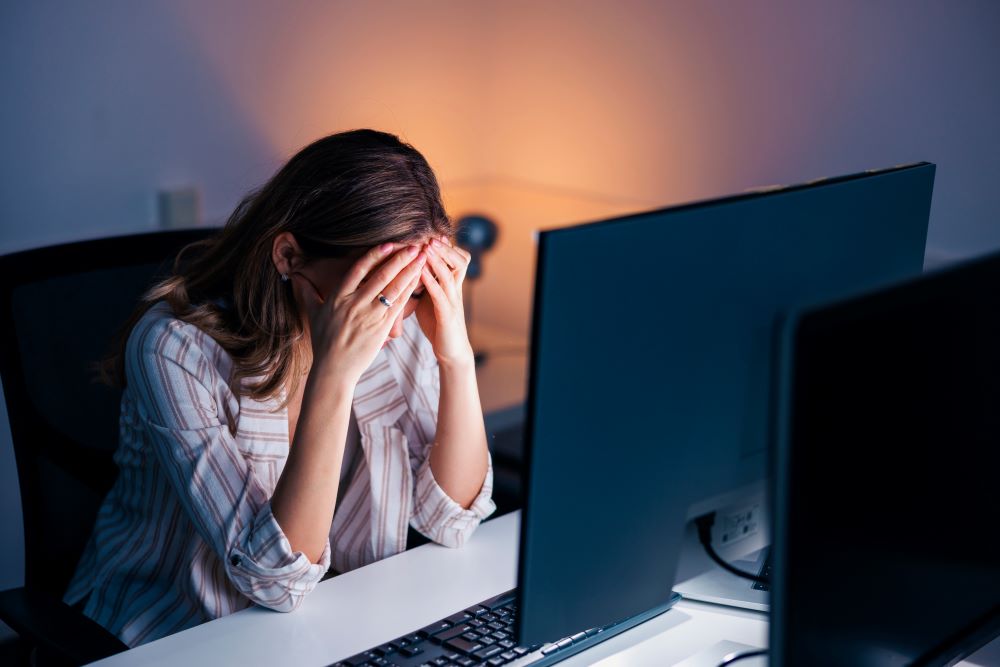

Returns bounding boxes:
[0,229,216,596]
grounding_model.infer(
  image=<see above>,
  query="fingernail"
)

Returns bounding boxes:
[380,242,393,253]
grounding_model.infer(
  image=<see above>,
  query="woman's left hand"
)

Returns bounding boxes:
[416,235,475,368]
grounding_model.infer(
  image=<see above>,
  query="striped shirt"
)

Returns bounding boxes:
[63,301,495,647]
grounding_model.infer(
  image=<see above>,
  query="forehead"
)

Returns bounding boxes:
[309,241,429,291]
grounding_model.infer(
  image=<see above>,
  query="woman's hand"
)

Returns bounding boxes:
[416,235,475,368]
[290,243,426,385]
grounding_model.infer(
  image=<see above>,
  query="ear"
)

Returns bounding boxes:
[272,232,306,277]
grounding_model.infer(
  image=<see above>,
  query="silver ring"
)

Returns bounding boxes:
[378,293,393,308]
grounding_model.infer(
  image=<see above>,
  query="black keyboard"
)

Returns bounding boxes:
[330,589,624,667]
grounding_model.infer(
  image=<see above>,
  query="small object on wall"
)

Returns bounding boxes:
[157,187,201,229]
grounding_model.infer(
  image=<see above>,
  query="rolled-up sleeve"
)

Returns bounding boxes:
[402,328,496,546]
[129,315,329,612]
[411,448,495,548]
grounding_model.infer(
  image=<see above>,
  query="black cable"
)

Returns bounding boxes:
[717,649,769,666]
[695,512,769,585]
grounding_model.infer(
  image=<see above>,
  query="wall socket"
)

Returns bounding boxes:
[158,187,201,229]
[719,503,761,546]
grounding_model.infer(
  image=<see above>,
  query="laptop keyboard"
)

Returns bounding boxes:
[330,589,620,667]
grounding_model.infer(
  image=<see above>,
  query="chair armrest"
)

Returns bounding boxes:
[0,586,127,665]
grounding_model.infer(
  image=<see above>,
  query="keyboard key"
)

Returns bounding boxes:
[490,631,506,641]
[487,658,506,666]
[436,625,472,643]
[467,619,485,628]
[419,621,452,637]
[482,590,517,610]
[487,621,504,631]
[455,658,477,667]
[444,638,482,654]
[501,651,518,661]
[498,639,515,649]
[404,634,424,644]
[473,645,502,660]
[431,658,450,666]
[513,647,530,656]
[479,636,496,646]
[461,632,479,642]
[443,652,461,661]
[444,611,473,625]
[399,646,423,658]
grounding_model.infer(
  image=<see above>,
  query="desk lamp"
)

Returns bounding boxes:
[455,214,498,366]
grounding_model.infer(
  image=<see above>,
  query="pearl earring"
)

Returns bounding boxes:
[280,273,289,282]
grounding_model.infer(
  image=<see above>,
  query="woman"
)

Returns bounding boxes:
[63,129,495,647]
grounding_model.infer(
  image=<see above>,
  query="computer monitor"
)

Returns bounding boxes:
[771,251,1000,667]
[516,163,936,646]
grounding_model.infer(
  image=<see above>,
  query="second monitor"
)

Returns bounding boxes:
[517,162,936,645]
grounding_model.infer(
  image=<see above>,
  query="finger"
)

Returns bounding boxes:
[355,245,421,302]
[431,238,469,273]
[339,242,400,296]
[420,265,448,307]
[425,246,458,294]
[437,235,472,267]
[387,271,422,320]
[377,250,427,305]
[439,235,472,263]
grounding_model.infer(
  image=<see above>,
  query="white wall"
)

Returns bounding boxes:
[2,0,1000,591]
[477,0,1000,257]
[0,0,489,252]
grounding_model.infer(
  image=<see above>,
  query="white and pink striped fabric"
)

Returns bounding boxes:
[63,301,495,647]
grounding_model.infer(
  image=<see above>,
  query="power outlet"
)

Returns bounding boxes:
[719,503,760,546]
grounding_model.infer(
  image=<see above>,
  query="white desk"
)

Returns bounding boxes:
[87,512,767,667]
[89,511,997,667]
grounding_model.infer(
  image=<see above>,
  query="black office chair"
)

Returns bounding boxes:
[0,229,216,666]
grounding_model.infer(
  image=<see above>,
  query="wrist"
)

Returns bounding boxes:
[306,358,359,398]
[437,348,476,375]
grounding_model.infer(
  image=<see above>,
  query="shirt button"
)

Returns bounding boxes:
[230,554,242,567]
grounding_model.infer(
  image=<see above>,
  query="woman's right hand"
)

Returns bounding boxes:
[290,243,426,386]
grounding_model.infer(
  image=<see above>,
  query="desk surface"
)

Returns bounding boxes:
[89,511,997,667]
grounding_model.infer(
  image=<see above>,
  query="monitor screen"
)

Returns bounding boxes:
[771,251,1000,666]
[517,163,936,645]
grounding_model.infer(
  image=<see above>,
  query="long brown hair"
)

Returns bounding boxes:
[104,129,452,405]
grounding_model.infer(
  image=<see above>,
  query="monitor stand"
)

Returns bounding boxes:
[674,546,770,613]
